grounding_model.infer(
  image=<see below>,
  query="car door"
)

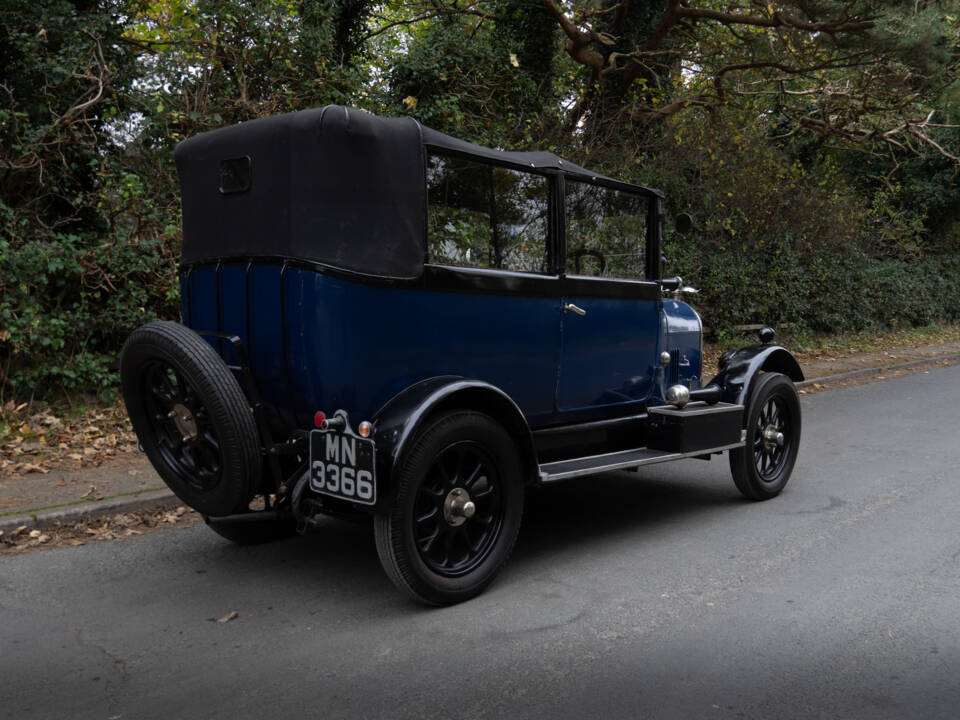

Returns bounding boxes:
[422,153,562,426]
[557,278,661,412]
[556,180,662,417]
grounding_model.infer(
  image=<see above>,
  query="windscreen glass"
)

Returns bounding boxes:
[565,180,649,279]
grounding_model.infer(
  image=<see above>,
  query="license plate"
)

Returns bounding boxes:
[309,429,376,505]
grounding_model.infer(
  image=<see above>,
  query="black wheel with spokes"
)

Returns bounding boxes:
[121,321,261,517]
[413,440,504,577]
[374,411,524,605]
[140,359,223,489]
[729,372,801,501]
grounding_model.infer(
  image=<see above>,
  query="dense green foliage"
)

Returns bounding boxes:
[0,0,179,397]
[1,0,959,399]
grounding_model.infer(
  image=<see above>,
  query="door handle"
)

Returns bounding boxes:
[564,303,587,316]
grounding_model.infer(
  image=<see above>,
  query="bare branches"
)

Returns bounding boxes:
[796,108,960,165]
[0,31,113,186]
[894,112,960,163]
[53,33,112,131]
[538,0,888,139]
[631,93,710,122]
[712,52,872,101]
[643,1,873,54]
[540,0,608,79]
[363,1,498,41]
[531,1,960,171]
[675,7,874,35]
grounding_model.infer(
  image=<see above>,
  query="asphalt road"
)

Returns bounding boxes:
[2,366,959,720]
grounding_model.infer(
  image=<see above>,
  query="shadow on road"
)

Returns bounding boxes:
[514,466,743,569]
[171,463,747,614]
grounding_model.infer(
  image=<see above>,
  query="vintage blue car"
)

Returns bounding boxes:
[121,106,803,605]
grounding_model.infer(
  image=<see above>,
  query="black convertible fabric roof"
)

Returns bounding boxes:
[421,126,663,196]
[176,106,426,278]
[175,106,662,278]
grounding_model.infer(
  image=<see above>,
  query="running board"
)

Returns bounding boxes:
[538,433,746,483]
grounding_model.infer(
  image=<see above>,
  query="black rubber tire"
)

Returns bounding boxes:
[120,321,261,516]
[203,513,298,545]
[729,372,801,501]
[374,411,524,606]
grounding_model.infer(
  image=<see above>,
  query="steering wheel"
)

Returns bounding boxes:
[570,248,606,276]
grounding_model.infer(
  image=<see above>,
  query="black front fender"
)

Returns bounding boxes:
[707,345,804,406]
[370,376,538,503]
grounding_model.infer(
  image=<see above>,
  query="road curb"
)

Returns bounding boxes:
[0,490,180,534]
[798,351,960,389]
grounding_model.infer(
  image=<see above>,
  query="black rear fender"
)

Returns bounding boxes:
[371,377,538,499]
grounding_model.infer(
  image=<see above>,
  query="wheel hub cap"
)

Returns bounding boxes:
[762,424,784,449]
[443,487,476,527]
[169,403,198,442]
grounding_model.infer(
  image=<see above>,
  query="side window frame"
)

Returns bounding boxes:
[424,150,559,277]
[561,177,657,282]
[646,194,663,283]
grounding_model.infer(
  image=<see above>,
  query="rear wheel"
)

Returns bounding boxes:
[729,372,801,500]
[121,321,261,517]
[374,411,524,605]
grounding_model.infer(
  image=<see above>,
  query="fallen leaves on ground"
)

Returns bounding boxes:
[162,506,188,524]
[704,323,960,378]
[0,399,138,476]
[0,505,199,556]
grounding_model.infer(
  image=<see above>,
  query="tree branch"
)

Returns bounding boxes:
[631,93,710,122]
[540,0,608,74]
[712,53,872,101]
[643,0,683,52]
[675,7,874,34]
[53,33,111,130]
[363,3,498,41]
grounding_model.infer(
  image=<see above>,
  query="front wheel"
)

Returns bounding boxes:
[374,411,524,605]
[729,372,801,501]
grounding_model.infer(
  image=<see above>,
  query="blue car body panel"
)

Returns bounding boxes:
[182,262,711,434]
[661,298,703,391]
[184,263,562,428]
[557,291,660,412]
